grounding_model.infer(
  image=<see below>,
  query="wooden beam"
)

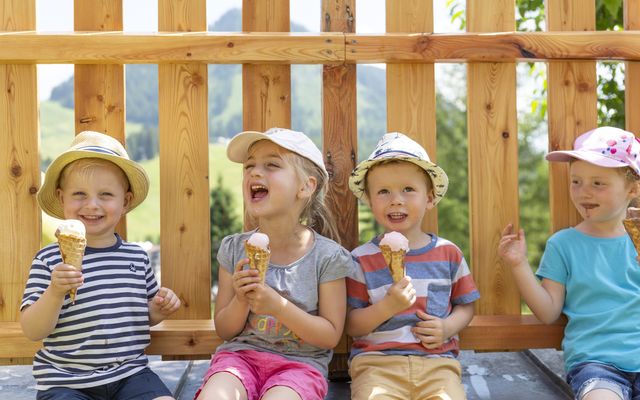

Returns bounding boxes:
[386,0,437,233]
[158,0,211,320]
[466,1,520,316]
[74,0,127,237]
[0,0,40,330]
[0,316,565,363]
[3,32,640,64]
[242,0,291,131]
[547,0,597,232]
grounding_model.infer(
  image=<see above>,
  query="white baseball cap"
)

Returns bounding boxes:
[226,127,328,178]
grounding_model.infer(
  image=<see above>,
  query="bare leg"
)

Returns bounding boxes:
[582,389,622,400]
[197,372,248,400]
[261,385,302,400]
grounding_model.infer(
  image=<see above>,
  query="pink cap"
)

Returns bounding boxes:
[546,126,640,176]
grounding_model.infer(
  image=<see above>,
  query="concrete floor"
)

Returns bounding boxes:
[0,349,571,399]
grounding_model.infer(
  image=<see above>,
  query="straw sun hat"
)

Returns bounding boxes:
[38,131,150,219]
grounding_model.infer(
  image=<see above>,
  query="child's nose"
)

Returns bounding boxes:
[391,193,404,205]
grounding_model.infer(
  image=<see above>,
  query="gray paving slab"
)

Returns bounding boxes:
[0,350,571,399]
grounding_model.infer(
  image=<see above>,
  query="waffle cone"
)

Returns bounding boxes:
[380,245,406,283]
[624,218,640,256]
[57,233,86,303]
[245,241,270,282]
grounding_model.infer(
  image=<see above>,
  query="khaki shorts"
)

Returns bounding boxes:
[349,355,465,400]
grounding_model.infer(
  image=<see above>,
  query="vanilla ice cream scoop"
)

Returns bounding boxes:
[247,232,269,250]
[379,231,409,252]
[56,219,86,238]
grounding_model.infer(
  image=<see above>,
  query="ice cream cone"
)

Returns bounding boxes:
[245,241,270,282]
[381,245,406,283]
[56,220,86,304]
[624,207,640,256]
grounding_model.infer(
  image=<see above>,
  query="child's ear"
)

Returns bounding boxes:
[425,190,436,210]
[56,188,65,205]
[298,176,318,199]
[122,192,133,214]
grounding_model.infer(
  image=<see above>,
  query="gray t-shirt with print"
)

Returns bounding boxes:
[215,229,353,376]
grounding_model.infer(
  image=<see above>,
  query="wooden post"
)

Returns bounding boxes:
[0,0,40,365]
[242,0,291,131]
[74,0,128,237]
[386,0,437,233]
[158,0,211,326]
[466,0,520,315]
[321,0,357,380]
[626,0,640,135]
[546,0,597,232]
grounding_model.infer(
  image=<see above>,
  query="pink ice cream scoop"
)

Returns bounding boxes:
[379,231,409,252]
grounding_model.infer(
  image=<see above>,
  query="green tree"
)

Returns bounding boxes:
[210,175,241,284]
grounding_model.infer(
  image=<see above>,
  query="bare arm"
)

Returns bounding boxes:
[213,260,259,341]
[499,224,565,324]
[346,277,416,337]
[20,264,81,341]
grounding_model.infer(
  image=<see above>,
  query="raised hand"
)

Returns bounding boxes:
[498,223,528,268]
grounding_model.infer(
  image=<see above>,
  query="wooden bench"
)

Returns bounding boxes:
[0,315,566,366]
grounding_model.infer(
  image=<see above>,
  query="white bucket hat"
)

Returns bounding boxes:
[226,127,328,178]
[348,132,449,205]
[38,131,150,219]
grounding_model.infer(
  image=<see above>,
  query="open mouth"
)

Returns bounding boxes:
[387,212,407,222]
[251,184,269,200]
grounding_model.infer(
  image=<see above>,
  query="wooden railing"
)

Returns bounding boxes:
[1,0,638,368]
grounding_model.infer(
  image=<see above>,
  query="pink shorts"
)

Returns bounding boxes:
[195,350,328,400]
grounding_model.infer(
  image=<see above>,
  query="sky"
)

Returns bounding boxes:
[34,0,454,100]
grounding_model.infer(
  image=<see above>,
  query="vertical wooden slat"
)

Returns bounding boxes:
[625,0,640,134]
[242,0,290,131]
[0,0,40,364]
[322,0,357,379]
[74,1,128,237]
[158,0,210,321]
[322,0,357,251]
[467,0,520,315]
[386,0,436,233]
[547,0,597,232]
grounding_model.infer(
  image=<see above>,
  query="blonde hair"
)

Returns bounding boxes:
[245,142,341,243]
[58,158,131,192]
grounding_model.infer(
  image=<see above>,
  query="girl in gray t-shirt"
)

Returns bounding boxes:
[195,128,353,400]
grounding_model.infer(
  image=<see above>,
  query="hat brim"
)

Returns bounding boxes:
[348,157,449,205]
[545,150,629,168]
[226,130,329,178]
[38,150,150,220]
[227,131,272,163]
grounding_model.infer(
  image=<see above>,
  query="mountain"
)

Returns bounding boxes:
[49,8,387,159]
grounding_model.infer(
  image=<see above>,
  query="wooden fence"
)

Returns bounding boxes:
[1,0,639,369]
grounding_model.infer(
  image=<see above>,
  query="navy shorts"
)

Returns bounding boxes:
[36,367,173,400]
[567,362,640,400]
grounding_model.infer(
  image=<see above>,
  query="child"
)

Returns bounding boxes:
[20,131,181,400]
[195,128,353,400]
[499,126,640,400]
[347,132,480,399]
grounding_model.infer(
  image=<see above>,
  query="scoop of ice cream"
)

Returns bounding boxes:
[56,219,86,238]
[628,207,640,219]
[247,232,269,250]
[380,231,409,252]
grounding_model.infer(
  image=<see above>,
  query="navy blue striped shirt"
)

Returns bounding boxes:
[21,234,159,390]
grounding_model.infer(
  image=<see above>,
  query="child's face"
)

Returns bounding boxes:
[569,160,638,226]
[366,161,435,242]
[242,141,313,221]
[56,160,132,247]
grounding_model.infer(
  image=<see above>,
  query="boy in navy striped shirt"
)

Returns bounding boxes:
[21,131,181,400]
[346,133,480,399]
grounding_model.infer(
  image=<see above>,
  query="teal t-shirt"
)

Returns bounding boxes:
[536,227,640,372]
